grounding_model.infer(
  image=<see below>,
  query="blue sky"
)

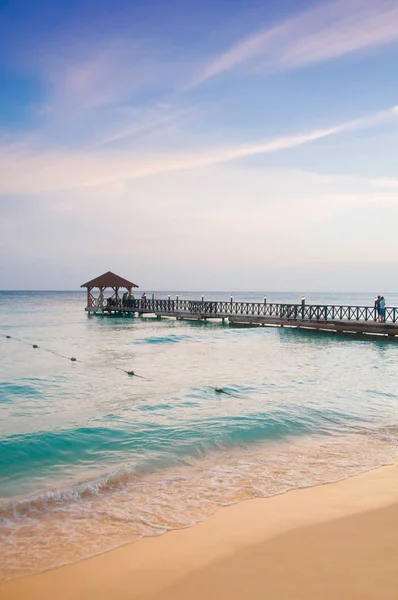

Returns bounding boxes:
[1,0,398,291]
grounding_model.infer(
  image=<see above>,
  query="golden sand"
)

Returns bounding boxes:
[1,461,397,600]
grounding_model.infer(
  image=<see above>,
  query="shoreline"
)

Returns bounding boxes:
[1,460,397,599]
[3,430,396,582]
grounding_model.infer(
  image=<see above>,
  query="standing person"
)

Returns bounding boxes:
[378,296,386,322]
[374,295,381,320]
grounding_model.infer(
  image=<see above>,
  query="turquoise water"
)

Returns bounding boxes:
[1,291,398,580]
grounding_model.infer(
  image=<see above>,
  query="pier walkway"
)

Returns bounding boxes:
[86,298,398,339]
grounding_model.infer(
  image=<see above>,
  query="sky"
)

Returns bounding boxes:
[1,0,398,291]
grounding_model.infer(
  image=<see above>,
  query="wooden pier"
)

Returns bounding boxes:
[87,299,398,339]
[81,272,398,339]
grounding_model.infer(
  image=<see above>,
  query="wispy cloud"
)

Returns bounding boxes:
[190,0,398,87]
[39,42,177,116]
[18,27,198,151]
[1,104,397,195]
[95,105,200,147]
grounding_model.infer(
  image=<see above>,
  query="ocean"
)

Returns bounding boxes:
[1,290,397,581]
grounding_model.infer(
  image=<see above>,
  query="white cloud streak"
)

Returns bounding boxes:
[95,105,200,147]
[191,0,398,87]
[0,104,397,195]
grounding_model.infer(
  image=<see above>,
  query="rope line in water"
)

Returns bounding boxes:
[4,335,147,379]
[3,336,392,436]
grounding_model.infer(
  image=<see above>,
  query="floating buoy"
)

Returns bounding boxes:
[33,344,39,349]
[214,387,239,397]
[70,357,77,362]
[6,335,11,339]
[127,370,135,376]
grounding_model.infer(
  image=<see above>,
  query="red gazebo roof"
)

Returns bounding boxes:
[81,271,139,288]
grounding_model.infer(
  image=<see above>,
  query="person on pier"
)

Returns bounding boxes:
[374,295,381,320]
[128,291,135,308]
[379,296,386,322]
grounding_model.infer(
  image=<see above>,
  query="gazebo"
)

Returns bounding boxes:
[81,271,139,311]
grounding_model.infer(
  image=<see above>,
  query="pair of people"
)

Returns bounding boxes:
[122,291,136,307]
[374,295,386,322]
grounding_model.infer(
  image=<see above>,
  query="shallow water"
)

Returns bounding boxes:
[1,290,397,580]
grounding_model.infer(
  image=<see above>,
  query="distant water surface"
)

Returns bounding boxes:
[0,291,397,580]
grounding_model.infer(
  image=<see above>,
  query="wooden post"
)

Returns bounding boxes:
[125,287,131,311]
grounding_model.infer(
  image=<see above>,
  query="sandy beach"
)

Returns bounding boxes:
[1,460,397,600]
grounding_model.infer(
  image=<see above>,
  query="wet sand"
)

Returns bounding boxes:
[1,461,397,600]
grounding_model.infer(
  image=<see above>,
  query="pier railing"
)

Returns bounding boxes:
[115,299,398,323]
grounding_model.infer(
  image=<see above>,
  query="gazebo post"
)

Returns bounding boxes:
[114,286,120,309]
[87,287,95,308]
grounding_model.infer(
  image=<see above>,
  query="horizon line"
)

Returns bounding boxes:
[0,289,394,294]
